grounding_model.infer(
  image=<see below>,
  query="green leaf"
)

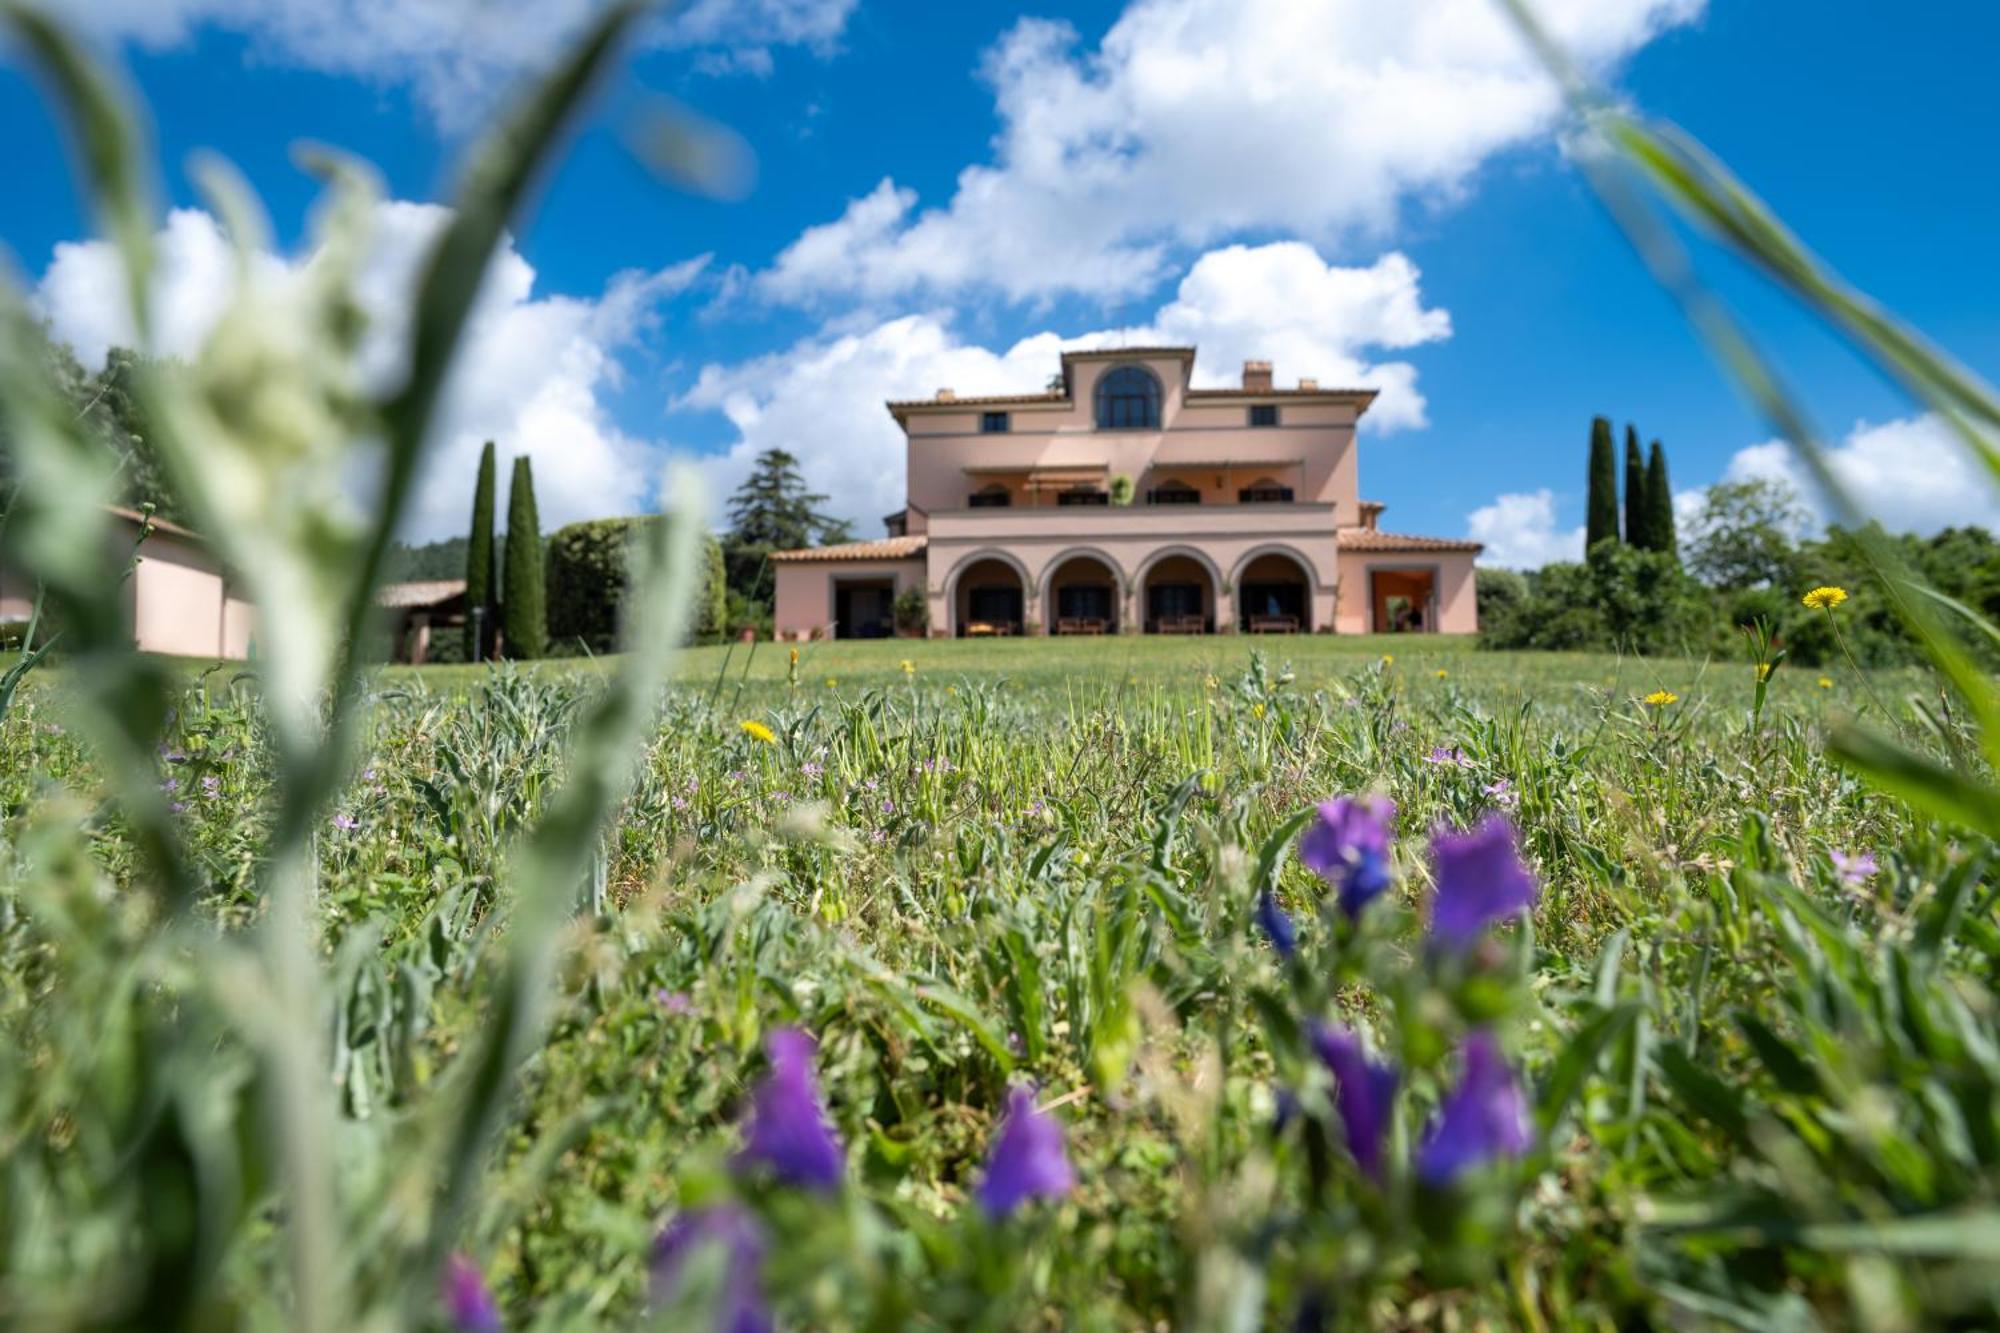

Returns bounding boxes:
[1829,724,2000,837]
[1535,1002,1639,1140]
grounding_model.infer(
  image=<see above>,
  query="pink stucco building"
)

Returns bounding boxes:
[771,347,1480,640]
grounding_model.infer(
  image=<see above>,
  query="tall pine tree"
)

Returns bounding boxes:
[464,441,497,660]
[1586,416,1620,551]
[502,455,546,659]
[723,448,853,604]
[1623,424,1649,549]
[1645,439,1677,557]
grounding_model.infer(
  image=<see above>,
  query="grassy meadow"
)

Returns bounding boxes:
[7,634,1984,1329]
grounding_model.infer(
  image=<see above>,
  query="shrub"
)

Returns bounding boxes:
[893,587,928,635]
[548,518,727,653]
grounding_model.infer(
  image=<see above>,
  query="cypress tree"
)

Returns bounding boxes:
[1623,424,1649,549]
[1645,439,1677,557]
[502,456,546,659]
[1586,416,1619,551]
[464,441,496,659]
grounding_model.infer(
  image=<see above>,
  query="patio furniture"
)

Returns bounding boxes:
[1057,617,1108,635]
[1157,614,1206,635]
[1249,614,1300,634]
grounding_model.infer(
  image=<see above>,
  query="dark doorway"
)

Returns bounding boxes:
[966,585,1023,631]
[834,580,896,640]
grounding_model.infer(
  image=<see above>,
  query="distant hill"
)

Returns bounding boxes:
[385,536,470,583]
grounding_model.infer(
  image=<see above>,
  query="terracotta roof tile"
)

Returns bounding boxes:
[1338,527,1483,554]
[885,391,1065,414]
[376,579,468,608]
[770,535,929,563]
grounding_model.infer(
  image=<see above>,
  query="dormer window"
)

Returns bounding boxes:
[1147,478,1202,506]
[980,411,1010,433]
[1249,404,1279,427]
[1094,364,1161,430]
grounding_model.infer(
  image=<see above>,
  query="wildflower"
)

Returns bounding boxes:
[739,720,777,745]
[1380,654,1394,666]
[825,676,838,688]
[879,798,895,815]
[1818,676,1834,690]
[869,828,888,845]
[1434,669,1448,680]
[650,1203,770,1333]
[1832,849,1878,885]
[1642,690,1679,708]
[1422,744,1470,768]
[201,775,220,796]
[1254,890,1297,958]
[169,801,188,815]
[656,989,694,1015]
[1027,799,1046,817]
[160,777,180,794]
[1204,674,1219,690]
[736,1028,843,1191]
[802,760,824,779]
[1802,585,1848,611]
[441,1254,502,1333]
[975,1085,1075,1218]
[1298,795,1395,919]
[1251,702,1267,719]
[1416,1030,1531,1185]
[1309,1023,1399,1179]
[1482,777,1518,810]
[1428,816,1538,951]
[331,812,360,832]
[900,659,916,675]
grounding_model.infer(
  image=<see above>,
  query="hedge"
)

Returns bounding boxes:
[546,517,726,653]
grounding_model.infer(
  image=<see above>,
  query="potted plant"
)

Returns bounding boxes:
[893,587,929,638]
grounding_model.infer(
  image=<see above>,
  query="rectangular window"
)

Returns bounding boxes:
[1239,485,1295,504]
[1249,404,1279,427]
[980,411,1010,433]
[968,488,1011,508]
[1056,489,1109,506]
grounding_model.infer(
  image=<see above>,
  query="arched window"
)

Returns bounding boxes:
[967,482,1012,508]
[1147,478,1201,506]
[1094,364,1161,430]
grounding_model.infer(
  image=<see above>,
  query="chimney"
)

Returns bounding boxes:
[1298,377,1319,392]
[935,388,956,401]
[1241,360,1273,392]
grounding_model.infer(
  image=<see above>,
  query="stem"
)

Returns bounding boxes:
[1827,610,1895,723]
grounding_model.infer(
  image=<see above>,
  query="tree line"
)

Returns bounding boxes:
[1481,417,2000,665]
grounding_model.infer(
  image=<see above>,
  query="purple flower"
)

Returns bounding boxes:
[331,812,360,833]
[1482,778,1518,810]
[975,1085,1075,1218]
[656,989,694,1015]
[801,760,824,779]
[160,777,180,794]
[1254,890,1297,958]
[1309,1023,1399,1179]
[736,1028,843,1191]
[1428,816,1538,951]
[441,1253,502,1333]
[1298,795,1395,919]
[201,775,220,796]
[1422,745,1469,768]
[1416,1030,1531,1185]
[651,1203,771,1333]
[879,798,895,815]
[1832,850,1878,885]
[169,801,188,815]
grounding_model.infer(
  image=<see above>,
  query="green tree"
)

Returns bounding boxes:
[546,517,726,652]
[1623,424,1649,549]
[464,441,497,659]
[1586,416,1619,550]
[502,455,546,659]
[1644,439,1676,556]
[1684,477,1807,590]
[723,448,852,604]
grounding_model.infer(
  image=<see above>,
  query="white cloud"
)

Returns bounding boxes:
[762,0,1703,304]
[1718,414,2000,536]
[54,0,857,124]
[1465,488,1584,569]
[680,240,1449,526]
[33,203,708,542]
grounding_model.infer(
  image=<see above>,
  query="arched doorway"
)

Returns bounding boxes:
[1236,549,1312,633]
[1141,552,1216,634]
[1046,551,1121,634]
[952,556,1028,637]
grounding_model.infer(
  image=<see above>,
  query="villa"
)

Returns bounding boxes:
[770,346,1480,639]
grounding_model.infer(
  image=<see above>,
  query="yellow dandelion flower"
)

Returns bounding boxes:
[1642,690,1679,708]
[1434,669,1448,680]
[1203,673,1219,690]
[1251,702,1267,719]
[900,659,916,675]
[1755,662,1773,682]
[739,719,777,744]
[825,677,838,688]
[1818,676,1834,690]
[789,647,799,666]
[947,685,958,694]
[1802,585,1848,611]
[1380,654,1394,666]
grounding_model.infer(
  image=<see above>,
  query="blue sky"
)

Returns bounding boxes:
[6,0,1996,559]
